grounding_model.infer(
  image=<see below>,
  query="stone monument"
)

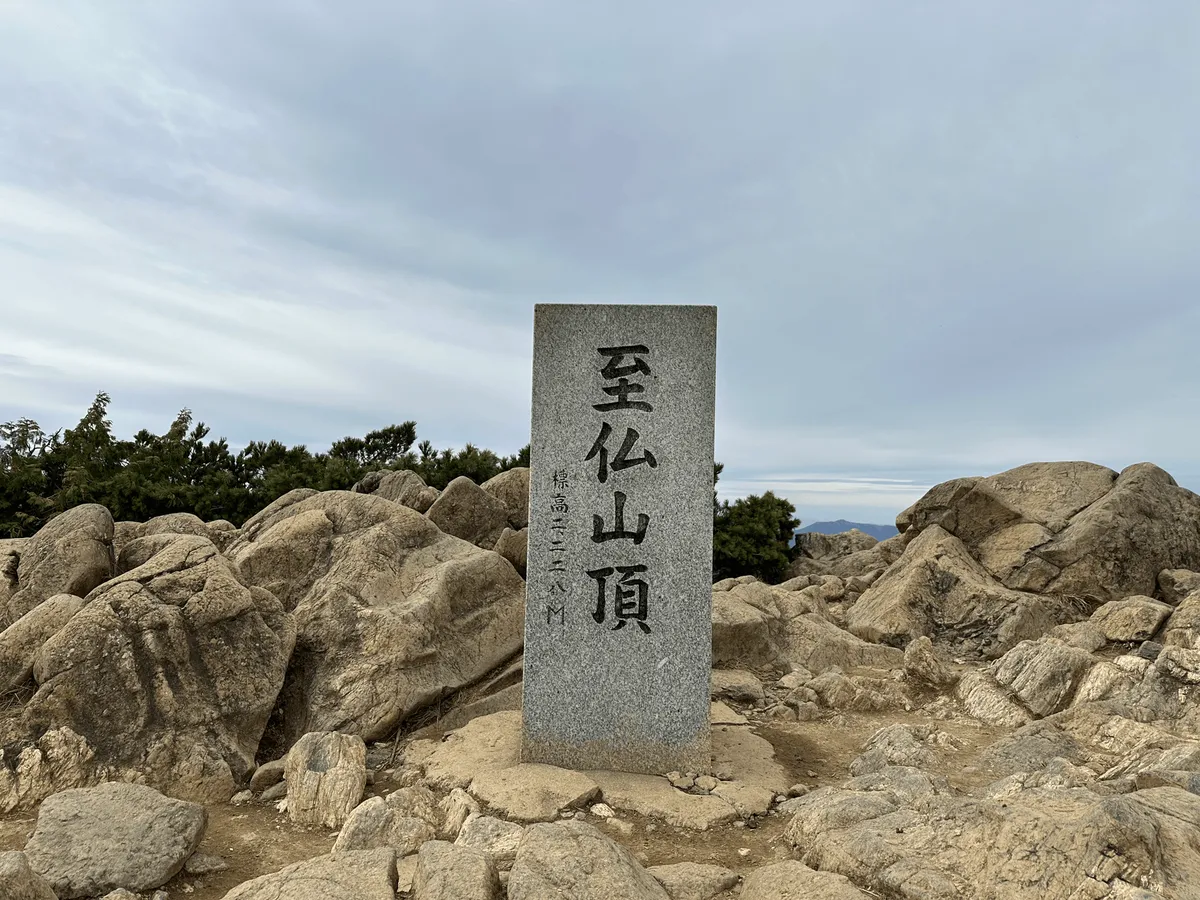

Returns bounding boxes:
[522,303,717,774]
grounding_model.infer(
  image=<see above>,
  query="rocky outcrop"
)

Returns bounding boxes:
[0,594,83,694]
[222,849,397,900]
[353,470,440,513]
[794,529,878,562]
[20,535,295,802]
[24,783,206,900]
[507,821,669,900]
[412,841,502,900]
[228,491,525,744]
[481,467,530,529]
[426,476,512,550]
[4,505,114,624]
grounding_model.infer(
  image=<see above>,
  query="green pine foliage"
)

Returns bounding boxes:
[712,463,800,583]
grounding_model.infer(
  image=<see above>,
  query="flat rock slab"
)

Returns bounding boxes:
[0,851,57,900]
[588,772,739,830]
[709,701,748,726]
[470,763,600,823]
[420,710,522,790]
[647,862,739,900]
[740,861,872,899]
[508,820,670,900]
[24,782,206,900]
[456,815,525,871]
[222,849,397,900]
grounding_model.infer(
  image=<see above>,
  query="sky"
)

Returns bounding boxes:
[2,2,1198,526]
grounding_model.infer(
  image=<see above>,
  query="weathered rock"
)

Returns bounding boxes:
[24,783,206,900]
[137,513,237,553]
[6,505,114,621]
[426,476,512,549]
[440,787,483,839]
[221,849,397,900]
[807,671,912,713]
[785,779,1200,900]
[646,862,739,900]
[991,638,1098,718]
[1049,620,1108,652]
[508,821,670,900]
[1162,590,1200,649]
[21,535,294,803]
[227,491,525,745]
[184,852,229,876]
[902,635,957,687]
[334,796,436,854]
[1158,568,1200,605]
[849,724,954,776]
[470,763,600,823]
[0,594,83,694]
[955,670,1033,727]
[794,529,878,562]
[782,613,904,673]
[711,583,785,668]
[481,467,531,529]
[353,469,440,513]
[420,710,522,790]
[740,861,872,899]
[848,525,1069,656]
[456,814,525,871]
[285,731,367,828]
[248,758,285,793]
[494,527,528,577]
[1088,596,1173,643]
[413,840,502,900]
[0,851,57,900]
[0,727,109,813]
[710,669,765,703]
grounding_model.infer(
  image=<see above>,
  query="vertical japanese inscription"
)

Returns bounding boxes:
[545,468,570,625]
[586,345,657,634]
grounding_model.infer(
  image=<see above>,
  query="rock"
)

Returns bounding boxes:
[848,525,1070,655]
[481,467,531,529]
[646,862,739,900]
[0,851,57,900]
[260,782,287,802]
[1159,569,1200,606]
[248,758,286,794]
[5,504,114,621]
[413,840,502,900]
[494,527,528,577]
[794,530,878,562]
[902,635,957,687]
[1162,590,1200,649]
[507,820,670,900]
[0,593,83,693]
[470,763,600,823]
[334,796,436,854]
[781,613,903,673]
[184,852,229,875]
[426,476,512,549]
[710,669,765,703]
[1089,596,1173,643]
[0,726,109,813]
[420,711,522,790]
[806,670,911,712]
[588,772,738,830]
[848,724,953,776]
[353,469,440,513]
[1048,620,1108,652]
[710,701,748,725]
[285,731,367,828]
[711,583,785,668]
[24,783,206,900]
[440,787,483,839]
[227,491,525,744]
[991,638,1098,717]
[955,670,1033,727]
[139,513,237,553]
[740,861,872,899]
[456,814,525,871]
[221,849,397,900]
[21,535,294,803]
[828,531,914,578]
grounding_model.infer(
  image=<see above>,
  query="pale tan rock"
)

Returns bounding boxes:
[902,635,957,687]
[955,670,1032,727]
[781,613,903,673]
[647,862,738,900]
[221,849,397,900]
[248,758,285,793]
[508,821,670,900]
[1089,596,1173,643]
[0,851,57,900]
[0,593,82,693]
[24,535,294,803]
[740,861,872,899]
[0,727,108,814]
[285,731,367,828]
[353,469,439,513]
[494,527,528,577]
[334,796,435,854]
[710,669,764,703]
[481,467,531,529]
[1048,621,1108,652]
[1158,569,1200,605]
[439,787,482,839]
[413,840,501,900]
[7,504,114,620]
[426,476,511,549]
[227,491,525,743]
[470,763,600,823]
[456,814,525,871]
[794,530,878,561]
[709,701,747,726]
[1162,590,1200,649]
[420,710,522,790]
[992,638,1098,718]
[588,772,738,830]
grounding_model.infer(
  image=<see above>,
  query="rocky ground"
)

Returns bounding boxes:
[1,460,1199,899]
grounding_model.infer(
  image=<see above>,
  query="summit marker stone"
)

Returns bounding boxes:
[522,304,717,773]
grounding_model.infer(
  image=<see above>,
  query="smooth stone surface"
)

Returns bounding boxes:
[739,861,872,899]
[523,304,717,774]
[469,763,600,823]
[647,862,739,900]
[508,821,670,900]
[221,849,397,900]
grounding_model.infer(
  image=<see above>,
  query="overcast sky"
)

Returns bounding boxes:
[2,2,1198,526]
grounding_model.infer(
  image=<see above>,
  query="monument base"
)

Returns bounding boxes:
[520,727,711,776]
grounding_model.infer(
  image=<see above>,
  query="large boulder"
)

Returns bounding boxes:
[0,594,83,694]
[846,525,1071,656]
[508,821,670,900]
[794,529,878,562]
[227,491,525,744]
[412,841,502,900]
[426,476,512,550]
[221,849,397,900]
[4,505,114,622]
[481,467,530,529]
[20,535,295,802]
[285,731,367,828]
[898,462,1200,605]
[353,470,440,513]
[1163,590,1200,649]
[24,783,206,900]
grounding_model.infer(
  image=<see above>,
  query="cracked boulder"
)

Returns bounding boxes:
[227,491,525,746]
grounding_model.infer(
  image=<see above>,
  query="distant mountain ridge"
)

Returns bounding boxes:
[797,519,899,541]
